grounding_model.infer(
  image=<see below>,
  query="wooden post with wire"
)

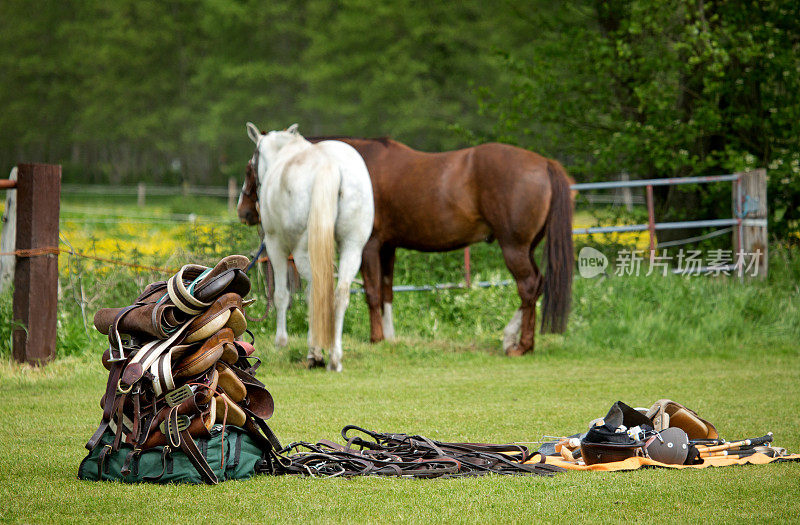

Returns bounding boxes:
[228,177,237,212]
[12,163,61,365]
[137,182,146,207]
[733,169,768,278]
[645,184,656,260]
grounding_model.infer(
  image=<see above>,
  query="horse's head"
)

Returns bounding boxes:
[246,122,301,169]
[237,160,260,225]
[239,122,304,225]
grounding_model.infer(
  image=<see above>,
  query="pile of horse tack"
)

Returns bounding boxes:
[79,256,799,484]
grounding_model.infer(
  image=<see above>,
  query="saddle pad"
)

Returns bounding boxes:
[646,399,719,440]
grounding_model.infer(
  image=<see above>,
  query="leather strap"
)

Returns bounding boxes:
[178,428,218,485]
[142,446,171,482]
[168,265,212,315]
[270,426,566,478]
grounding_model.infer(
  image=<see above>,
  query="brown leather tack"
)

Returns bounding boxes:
[227,364,274,420]
[121,363,143,387]
[220,342,239,365]
[215,393,247,427]
[646,399,719,440]
[226,308,247,338]
[173,337,225,380]
[101,349,112,371]
[194,255,251,301]
[216,362,247,403]
[86,255,279,485]
[185,293,244,343]
[194,368,220,405]
[236,340,257,357]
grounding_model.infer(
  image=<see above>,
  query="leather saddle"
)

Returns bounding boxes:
[93,255,251,352]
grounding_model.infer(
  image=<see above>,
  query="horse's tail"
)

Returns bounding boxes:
[308,162,340,350]
[541,159,574,334]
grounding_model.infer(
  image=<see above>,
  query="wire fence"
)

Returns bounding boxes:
[5,172,766,328]
[61,183,232,198]
[54,173,762,278]
[0,170,768,349]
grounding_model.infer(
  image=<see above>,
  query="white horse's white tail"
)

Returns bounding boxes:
[308,163,340,350]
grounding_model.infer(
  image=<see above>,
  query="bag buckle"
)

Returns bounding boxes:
[161,414,191,447]
[165,384,193,407]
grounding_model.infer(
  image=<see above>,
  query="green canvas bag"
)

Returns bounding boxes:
[78,424,270,484]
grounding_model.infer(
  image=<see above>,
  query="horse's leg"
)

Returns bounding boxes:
[500,242,543,356]
[265,239,290,348]
[360,237,385,342]
[379,245,396,341]
[503,232,546,352]
[328,241,362,372]
[293,250,324,368]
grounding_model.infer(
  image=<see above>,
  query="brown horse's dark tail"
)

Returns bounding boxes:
[541,159,573,334]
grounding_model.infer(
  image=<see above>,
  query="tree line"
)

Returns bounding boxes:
[1,0,798,238]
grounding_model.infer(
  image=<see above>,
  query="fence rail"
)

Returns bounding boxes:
[61,183,230,197]
[571,173,741,190]
[61,179,241,210]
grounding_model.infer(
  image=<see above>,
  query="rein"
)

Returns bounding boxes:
[242,148,273,324]
[263,425,564,478]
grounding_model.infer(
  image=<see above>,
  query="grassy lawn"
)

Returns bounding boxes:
[1,345,799,523]
[1,195,799,523]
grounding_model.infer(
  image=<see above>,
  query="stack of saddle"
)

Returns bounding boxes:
[80,255,281,484]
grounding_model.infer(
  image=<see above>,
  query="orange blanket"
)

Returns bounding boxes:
[527,452,800,472]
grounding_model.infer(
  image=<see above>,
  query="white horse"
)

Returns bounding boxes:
[245,122,374,372]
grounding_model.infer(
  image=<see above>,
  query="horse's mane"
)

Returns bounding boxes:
[306,135,394,147]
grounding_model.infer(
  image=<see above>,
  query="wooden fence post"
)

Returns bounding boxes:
[228,177,237,212]
[12,163,61,365]
[646,184,656,259]
[137,182,146,207]
[733,169,768,278]
[618,172,633,211]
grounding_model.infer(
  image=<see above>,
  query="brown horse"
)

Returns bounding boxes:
[238,137,573,355]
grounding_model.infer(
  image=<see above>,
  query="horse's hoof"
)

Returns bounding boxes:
[306,356,326,368]
[505,344,532,357]
[306,346,325,368]
[275,334,289,347]
[327,361,343,372]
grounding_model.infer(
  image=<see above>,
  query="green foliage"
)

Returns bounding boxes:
[0,290,16,358]
[0,0,540,181]
[470,0,800,240]
[1,0,798,238]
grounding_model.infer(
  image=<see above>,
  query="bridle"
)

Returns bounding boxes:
[242,145,261,203]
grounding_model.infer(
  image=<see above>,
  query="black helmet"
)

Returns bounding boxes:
[580,401,654,465]
[644,427,690,464]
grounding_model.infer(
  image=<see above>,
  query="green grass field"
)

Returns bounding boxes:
[1,196,799,523]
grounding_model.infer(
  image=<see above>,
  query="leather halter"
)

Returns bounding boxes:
[242,146,261,203]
